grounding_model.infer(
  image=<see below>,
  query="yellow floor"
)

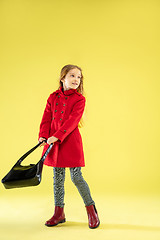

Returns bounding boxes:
[1,193,160,240]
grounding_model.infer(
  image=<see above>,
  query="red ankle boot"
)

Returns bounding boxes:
[45,206,66,227]
[85,205,100,229]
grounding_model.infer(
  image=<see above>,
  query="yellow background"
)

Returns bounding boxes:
[0,0,160,239]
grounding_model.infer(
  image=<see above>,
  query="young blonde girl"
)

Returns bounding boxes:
[38,64,100,229]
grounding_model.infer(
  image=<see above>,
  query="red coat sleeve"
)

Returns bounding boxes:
[53,97,86,144]
[38,94,52,140]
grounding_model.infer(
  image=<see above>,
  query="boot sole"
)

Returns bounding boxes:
[45,218,66,227]
[89,220,100,229]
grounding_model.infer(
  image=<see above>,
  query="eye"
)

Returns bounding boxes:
[70,74,81,79]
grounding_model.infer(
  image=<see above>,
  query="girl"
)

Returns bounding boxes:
[38,64,100,229]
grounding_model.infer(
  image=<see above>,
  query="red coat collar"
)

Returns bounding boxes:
[56,86,78,96]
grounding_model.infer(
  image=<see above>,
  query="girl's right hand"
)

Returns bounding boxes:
[38,137,47,147]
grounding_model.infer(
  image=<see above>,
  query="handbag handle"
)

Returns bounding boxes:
[17,139,51,165]
[40,142,54,163]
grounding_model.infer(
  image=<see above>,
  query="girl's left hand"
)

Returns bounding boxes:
[47,136,59,145]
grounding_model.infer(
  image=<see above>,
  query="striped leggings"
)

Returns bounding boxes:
[53,167,95,207]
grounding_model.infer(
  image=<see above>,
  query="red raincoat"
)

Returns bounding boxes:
[38,86,86,168]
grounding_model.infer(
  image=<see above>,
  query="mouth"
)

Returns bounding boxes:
[72,83,78,86]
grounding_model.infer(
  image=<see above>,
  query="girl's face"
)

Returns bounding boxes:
[61,68,81,91]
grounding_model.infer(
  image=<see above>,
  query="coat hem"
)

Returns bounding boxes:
[43,162,85,168]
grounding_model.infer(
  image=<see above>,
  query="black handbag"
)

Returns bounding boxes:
[1,140,53,189]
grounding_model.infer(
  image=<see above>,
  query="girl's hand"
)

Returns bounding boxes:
[38,137,47,147]
[47,136,59,145]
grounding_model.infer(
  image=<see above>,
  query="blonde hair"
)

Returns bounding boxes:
[58,64,85,128]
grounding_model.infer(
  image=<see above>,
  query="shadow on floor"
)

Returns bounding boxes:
[54,221,160,232]
[99,223,160,232]
[1,220,160,232]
